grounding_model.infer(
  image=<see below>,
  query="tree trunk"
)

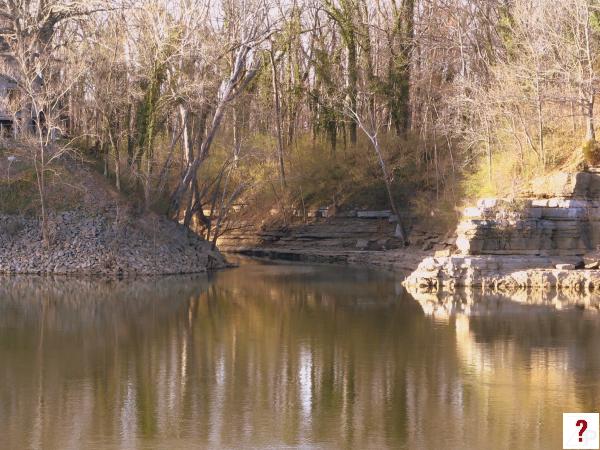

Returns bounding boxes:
[270,48,287,189]
[169,43,258,219]
[373,135,407,243]
[347,34,358,145]
[583,3,596,144]
[388,0,414,135]
[127,104,135,167]
[585,97,595,142]
[485,117,492,184]
[535,69,545,168]
[33,116,49,246]
[179,104,193,165]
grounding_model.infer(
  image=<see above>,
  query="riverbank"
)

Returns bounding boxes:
[233,246,429,273]
[0,156,225,275]
[0,207,225,275]
[404,169,600,290]
[220,215,452,273]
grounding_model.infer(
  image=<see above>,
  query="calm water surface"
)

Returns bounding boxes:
[1,260,599,449]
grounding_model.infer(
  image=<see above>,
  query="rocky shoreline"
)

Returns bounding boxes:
[0,208,226,275]
[404,255,600,291]
[404,169,600,291]
[220,216,445,273]
[233,246,428,273]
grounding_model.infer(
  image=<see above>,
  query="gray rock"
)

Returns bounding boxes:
[355,239,369,249]
[356,210,392,219]
[555,264,575,270]
[422,241,434,251]
[0,209,225,275]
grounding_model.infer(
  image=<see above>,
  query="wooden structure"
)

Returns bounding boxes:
[0,74,16,136]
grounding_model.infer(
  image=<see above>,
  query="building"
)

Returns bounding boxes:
[0,74,16,136]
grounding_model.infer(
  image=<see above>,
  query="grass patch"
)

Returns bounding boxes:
[0,168,38,214]
[0,162,85,215]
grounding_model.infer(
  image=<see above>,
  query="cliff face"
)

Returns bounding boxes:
[405,170,600,291]
[456,171,600,256]
[219,215,450,273]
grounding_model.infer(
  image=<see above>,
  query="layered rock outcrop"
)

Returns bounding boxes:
[220,216,449,272]
[405,170,600,290]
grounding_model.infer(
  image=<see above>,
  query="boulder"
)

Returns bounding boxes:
[355,239,369,250]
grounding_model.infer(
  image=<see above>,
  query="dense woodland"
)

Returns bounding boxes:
[1,0,600,244]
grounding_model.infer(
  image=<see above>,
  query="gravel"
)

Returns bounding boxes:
[0,207,226,275]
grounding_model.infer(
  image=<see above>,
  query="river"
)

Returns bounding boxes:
[0,259,598,449]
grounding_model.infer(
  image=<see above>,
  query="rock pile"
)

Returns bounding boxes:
[0,207,225,275]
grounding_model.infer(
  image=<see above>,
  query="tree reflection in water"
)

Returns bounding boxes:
[0,265,599,449]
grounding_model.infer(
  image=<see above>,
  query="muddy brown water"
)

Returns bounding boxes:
[0,260,599,449]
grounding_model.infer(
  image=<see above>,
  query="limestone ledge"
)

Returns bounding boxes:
[457,197,600,255]
[455,170,600,256]
[401,255,600,290]
[405,170,600,290]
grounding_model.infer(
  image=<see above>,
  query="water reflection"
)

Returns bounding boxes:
[407,285,600,319]
[0,265,599,449]
[408,285,600,449]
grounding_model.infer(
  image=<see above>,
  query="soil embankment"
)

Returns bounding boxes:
[0,158,225,275]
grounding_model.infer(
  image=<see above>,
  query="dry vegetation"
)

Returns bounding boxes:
[1,0,600,243]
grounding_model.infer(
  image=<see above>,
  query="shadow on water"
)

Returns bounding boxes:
[0,263,599,449]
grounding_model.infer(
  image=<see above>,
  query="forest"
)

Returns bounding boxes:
[1,0,599,245]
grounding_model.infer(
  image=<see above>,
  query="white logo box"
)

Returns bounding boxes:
[564,413,600,449]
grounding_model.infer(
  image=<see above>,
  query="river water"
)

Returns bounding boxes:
[0,260,599,449]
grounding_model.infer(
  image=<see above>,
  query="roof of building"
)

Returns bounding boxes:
[0,73,17,86]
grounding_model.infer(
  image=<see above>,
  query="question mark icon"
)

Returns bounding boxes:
[577,419,588,442]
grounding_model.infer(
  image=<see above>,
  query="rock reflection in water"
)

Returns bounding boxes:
[407,285,600,319]
[0,265,600,449]
[407,284,600,449]
[0,275,211,450]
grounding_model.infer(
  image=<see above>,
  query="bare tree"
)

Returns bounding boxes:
[168,1,274,226]
[0,0,102,244]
